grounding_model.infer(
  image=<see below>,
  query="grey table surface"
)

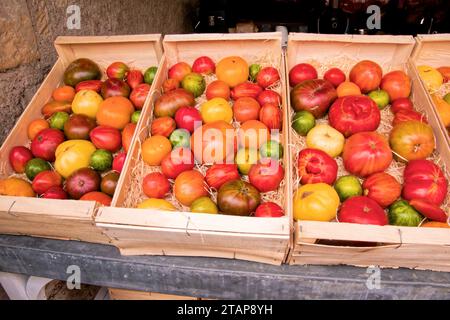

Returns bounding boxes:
[0,234,449,300]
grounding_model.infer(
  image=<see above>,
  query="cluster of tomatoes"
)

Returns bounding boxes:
[290,60,449,228]
[138,55,286,217]
[1,58,157,206]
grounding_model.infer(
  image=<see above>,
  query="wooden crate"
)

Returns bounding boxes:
[0,35,163,244]
[286,33,450,272]
[96,33,293,265]
[108,288,200,300]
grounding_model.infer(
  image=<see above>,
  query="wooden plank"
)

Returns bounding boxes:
[108,288,199,300]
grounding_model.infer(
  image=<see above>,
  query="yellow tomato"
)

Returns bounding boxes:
[200,98,233,124]
[306,124,345,158]
[293,183,340,221]
[72,90,103,119]
[0,178,35,197]
[432,94,450,127]
[216,56,249,88]
[235,148,259,175]
[417,65,443,92]
[190,197,218,214]
[55,140,97,178]
[137,198,176,211]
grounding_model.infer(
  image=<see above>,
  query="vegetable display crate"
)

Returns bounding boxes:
[95,33,293,265]
[286,33,450,272]
[0,35,163,244]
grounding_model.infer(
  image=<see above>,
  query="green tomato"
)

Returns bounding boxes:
[368,89,390,110]
[444,93,450,105]
[292,111,316,136]
[25,158,51,181]
[170,129,191,148]
[89,149,113,172]
[334,175,362,202]
[249,64,261,82]
[190,197,218,214]
[49,112,69,130]
[235,148,259,175]
[181,72,206,98]
[388,200,423,227]
[144,66,158,85]
[131,110,141,124]
[259,140,283,160]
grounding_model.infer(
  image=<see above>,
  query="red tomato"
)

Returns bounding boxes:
[32,170,62,195]
[349,60,383,93]
[362,172,401,208]
[255,202,284,217]
[248,159,284,192]
[290,79,337,118]
[390,97,414,114]
[90,126,122,152]
[392,110,427,126]
[409,199,448,223]
[151,117,176,137]
[324,68,346,87]
[125,70,144,90]
[437,67,450,83]
[343,132,392,178]
[402,160,447,206]
[162,78,180,93]
[205,164,240,190]
[175,106,202,133]
[257,90,281,106]
[289,63,318,87]
[206,80,230,100]
[112,152,126,173]
[31,128,65,162]
[80,192,112,206]
[231,82,263,100]
[75,80,103,93]
[168,62,192,82]
[192,56,215,74]
[9,146,33,173]
[259,103,282,130]
[161,147,195,180]
[143,172,170,199]
[122,123,136,153]
[256,67,280,88]
[380,70,411,101]
[328,96,381,137]
[233,97,261,123]
[130,83,150,110]
[338,196,388,226]
[41,186,68,199]
[297,148,338,185]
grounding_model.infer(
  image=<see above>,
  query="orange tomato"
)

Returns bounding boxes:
[151,116,176,137]
[206,80,231,100]
[27,119,50,140]
[80,191,112,206]
[238,120,270,149]
[336,82,362,97]
[174,170,208,206]
[216,56,249,88]
[52,86,76,102]
[96,96,134,130]
[421,221,449,228]
[233,97,261,123]
[142,135,172,166]
[432,94,450,127]
[122,123,137,153]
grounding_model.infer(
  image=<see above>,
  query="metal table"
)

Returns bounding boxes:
[0,234,448,299]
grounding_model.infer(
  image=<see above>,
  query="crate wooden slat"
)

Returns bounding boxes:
[0,35,163,245]
[108,288,199,300]
[286,33,450,272]
[96,33,293,265]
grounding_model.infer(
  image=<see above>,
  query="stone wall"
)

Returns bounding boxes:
[0,0,197,143]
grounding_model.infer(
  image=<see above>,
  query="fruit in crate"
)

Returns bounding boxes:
[90,126,122,152]
[89,149,113,171]
[49,112,69,130]
[417,65,443,91]
[349,60,382,93]
[151,117,176,137]
[168,62,192,82]
[75,80,103,93]
[126,70,144,89]
[112,152,126,173]
[392,110,427,126]
[380,70,411,101]
[328,96,381,137]
[96,96,135,130]
[144,66,158,85]
[238,120,270,149]
[257,90,281,106]
[390,97,414,114]
[362,172,401,208]
[334,175,363,202]
[101,171,120,196]
[297,148,338,185]
[389,120,435,161]
[260,140,283,160]
[154,88,195,118]
[31,171,62,195]
[163,78,180,93]
[306,124,344,158]
[336,82,361,97]
[292,110,315,136]
[173,107,201,134]
[388,200,423,227]
[293,183,340,221]
[338,196,388,226]
[52,86,76,102]
[130,83,151,109]
[80,192,112,206]
[402,160,447,206]
[216,56,249,88]
[231,82,263,100]
[25,158,51,181]
[256,67,280,88]
[9,146,33,173]
[0,178,35,197]
[200,97,233,123]
[289,63,318,87]
[137,198,176,211]
[142,135,172,166]
[64,114,96,140]
[190,197,218,214]
[343,132,392,178]
[259,103,282,130]
[122,123,136,153]
[368,89,390,110]
[161,147,195,179]
[28,119,50,140]
[290,79,337,118]
[255,202,284,217]
[174,170,208,206]
[437,67,450,83]
[72,90,103,119]
[181,73,206,98]
[249,64,262,82]
[217,180,261,216]
[192,56,215,74]
[41,101,72,118]
[106,62,129,80]
[235,148,259,175]
[324,68,346,88]
[143,172,170,199]
[31,128,65,162]
[205,164,240,190]
[248,159,284,193]
[170,129,191,148]
[54,140,96,178]
[233,97,261,123]
[101,79,131,99]
[63,58,101,87]
[206,80,230,100]
[65,167,101,200]
[42,186,68,199]
[431,94,450,127]
[409,199,448,223]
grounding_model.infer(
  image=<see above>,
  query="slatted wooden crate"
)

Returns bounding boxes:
[96,33,293,265]
[286,33,450,272]
[0,35,163,244]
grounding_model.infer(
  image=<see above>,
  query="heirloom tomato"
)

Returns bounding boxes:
[349,60,382,93]
[142,135,172,166]
[174,170,208,206]
[161,147,195,180]
[338,196,388,226]
[380,70,411,101]
[217,180,261,216]
[151,116,176,137]
[293,183,340,221]
[409,199,448,223]
[54,140,96,178]
[233,97,261,123]
[216,56,249,88]
[255,202,284,217]
[143,172,170,199]
[297,148,338,185]
[259,103,282,130]
[389,121,435,161]
[248,159,284,193]
[205,164,240,190]
[362,172,401,208]
[96,96,134,130]
[290,79,337,118]
[289,63,318,87]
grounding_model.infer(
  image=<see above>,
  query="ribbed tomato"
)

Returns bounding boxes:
[161,147,195,180]
[248,159,284,192]
[338,196,388,226]
[349,60,382,93]
[233,97,261,123]
[389,121,435,161]
[362,172,401,208]
[257,90,281,106]
[231,82,263,100]
[290,79,337,118]
[390,97,414,114]
[410,199,448,223]
[255,202,284,217]
[297,148,338,185]
[151,117,176,137]
[259,103,282,130]
[205,164,240,190]
[392,110,427,126]
[380,70,411,101]
[256,67,280,88]
[90,126,122,152]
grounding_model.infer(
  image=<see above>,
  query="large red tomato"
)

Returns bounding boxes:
[402,160,448,206]
[343,132,392,177]
[32,170,63,195]
[89,126,122,152]
[161,147,195,180]
[31,128,65,162]
[257,90,281,106]
[231,82,263,100]
[192,56,215,74]
[205,164,240,190]
[9,146,33,173]
[349,60,383,93]
[290,79,337,118]
[233,97,261,123]
[175,106,202,134]
[389,121,435,161]
[259,103,282,130]
[338,196,388,226]
[297,148,338,185]
[362,172,401,208]
[130,83,150,110]
[217,180,261,216]
[409,199,448,223]
[391,97,414,114]
[328,96,381,137]
[143,172,170,199]
[380,70,411,101]
[248,159,284,192]
[324,68,346,87]
[256,67,280,88]
[392,110,427,126]
[255,202,284,217]
[289,63,318,87]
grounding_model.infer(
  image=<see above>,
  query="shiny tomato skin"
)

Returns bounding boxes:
[259,103,282,130]
[392,110,427,126]
[143,172,170,199]
[9,146,33,173]
[112,152,126,173]
[248,159,284,193]
[380,70,411,101]
[290,79,337,118]
[174,106,202,134]
[409,199,448,223]
[255,202,284,217]
[217,180,261,216]
[338,196,388,226]
[256,67,280,88]
[362,172,401,208]
[289,63,318,87]
[130,83,150,110]
[192,56,215,74]
[233,97,261,123]
[257,90,281,106]
[31,128,65,162]
[297,148,338,185]
[349,60,382,93]
[324,68,346,87]
[205,164,240,190]
[161,147,195,180]
[151,117,176,137]
[125,70,144,90]
[390,97,414,114]
[89,126,122,152]
[231,82,263,100]
[206,80,230,101]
